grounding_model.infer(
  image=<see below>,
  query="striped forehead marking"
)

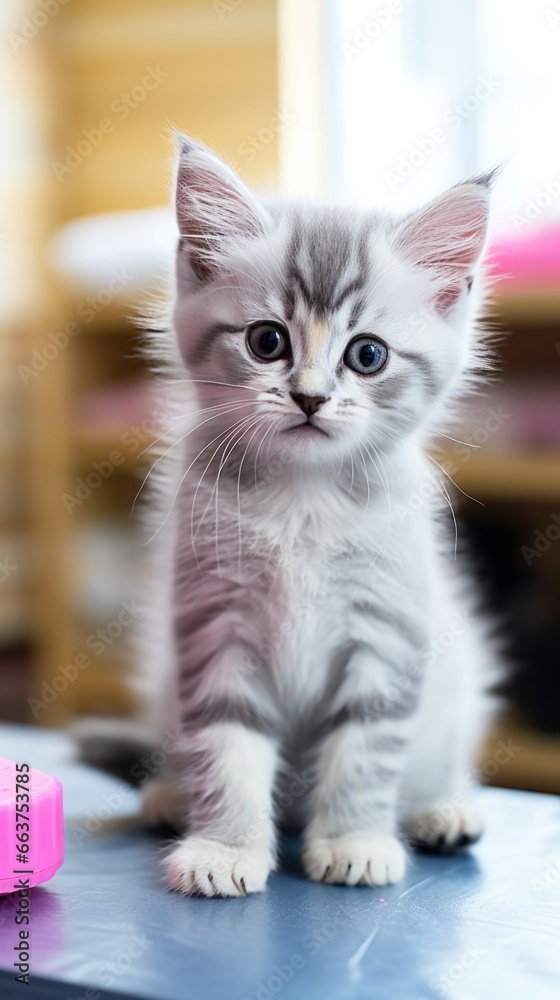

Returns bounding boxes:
[282,216,371,320]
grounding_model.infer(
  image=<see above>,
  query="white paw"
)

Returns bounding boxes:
[165,836,274,897]
[405,801,484,852]
[304,832,406,887]
[141,778,187,829]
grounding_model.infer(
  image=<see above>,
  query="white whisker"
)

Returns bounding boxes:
[423,461,459,557]
[146,412,254,546]
[436,432,480,449]
[236,418,268,572]
[215,414,266,576]
[253,420,278,489]
[135,398,264,461]
[132,402,256,513]
[169,378,264,394]
[426,453,485,507]
[190,414,259,569]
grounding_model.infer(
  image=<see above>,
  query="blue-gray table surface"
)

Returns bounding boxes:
[0,723,559,1000]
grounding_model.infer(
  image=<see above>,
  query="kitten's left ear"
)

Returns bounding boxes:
[174,133,271,282]
[396,173,495,315]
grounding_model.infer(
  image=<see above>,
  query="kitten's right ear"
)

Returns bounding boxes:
[174,134,270,282]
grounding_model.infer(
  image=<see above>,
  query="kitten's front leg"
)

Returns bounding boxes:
[304,720,410,887]
[165,721,278,897]
[304,651,420,887]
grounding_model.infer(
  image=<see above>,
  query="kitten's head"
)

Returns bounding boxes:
[172,136,493,470]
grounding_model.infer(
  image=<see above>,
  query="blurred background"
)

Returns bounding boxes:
[1,0,559,793]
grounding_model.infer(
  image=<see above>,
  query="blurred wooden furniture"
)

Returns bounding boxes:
[441,288,560,501]
[0,6,59,720]
[483,714,560,796]
[444,285,560,785]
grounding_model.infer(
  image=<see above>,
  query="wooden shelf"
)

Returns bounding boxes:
[73,425,154,469]
[489,287,560,324]
[58,292,146,336]
[450,451,560,501]
[482,714,560,795]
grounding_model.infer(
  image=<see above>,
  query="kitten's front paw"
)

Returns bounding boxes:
[165,836,274,897]
[304,832,406,887]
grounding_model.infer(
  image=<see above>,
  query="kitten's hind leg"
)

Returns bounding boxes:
[141,777,189,830]
[399,628,492,855]
[403,800,484,854]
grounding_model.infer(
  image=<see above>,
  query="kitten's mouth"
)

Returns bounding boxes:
[284,420,329,438]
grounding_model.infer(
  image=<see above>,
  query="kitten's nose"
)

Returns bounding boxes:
[290,393,329,417]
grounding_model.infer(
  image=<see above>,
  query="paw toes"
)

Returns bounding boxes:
[304,833,406,887]
[166,851,195,894]
[406,803,484,854]
[456,831,478,849]
[165,837,272,897]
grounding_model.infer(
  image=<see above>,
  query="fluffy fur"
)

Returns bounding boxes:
[137,137,500,896]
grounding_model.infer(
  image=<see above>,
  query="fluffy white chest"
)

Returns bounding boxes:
[266,548,342,705]
[254,513,391,708]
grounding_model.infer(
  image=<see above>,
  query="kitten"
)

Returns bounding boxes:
[140,136,500,896]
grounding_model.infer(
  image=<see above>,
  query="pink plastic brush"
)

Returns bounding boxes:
[0,758,64,894]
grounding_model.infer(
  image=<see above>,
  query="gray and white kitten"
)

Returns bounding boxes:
[140,136,500,896]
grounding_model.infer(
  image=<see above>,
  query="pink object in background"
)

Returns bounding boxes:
[0,758,64,894]
[486,224,560,285]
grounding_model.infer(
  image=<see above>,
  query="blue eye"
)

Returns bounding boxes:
[344,336,388,375]
[247,322,290,362]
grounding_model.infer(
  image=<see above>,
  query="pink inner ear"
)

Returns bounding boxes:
[399,185,490,276]
[175,145,268,283]
[433,282,465,316]
[397,184,490,317]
